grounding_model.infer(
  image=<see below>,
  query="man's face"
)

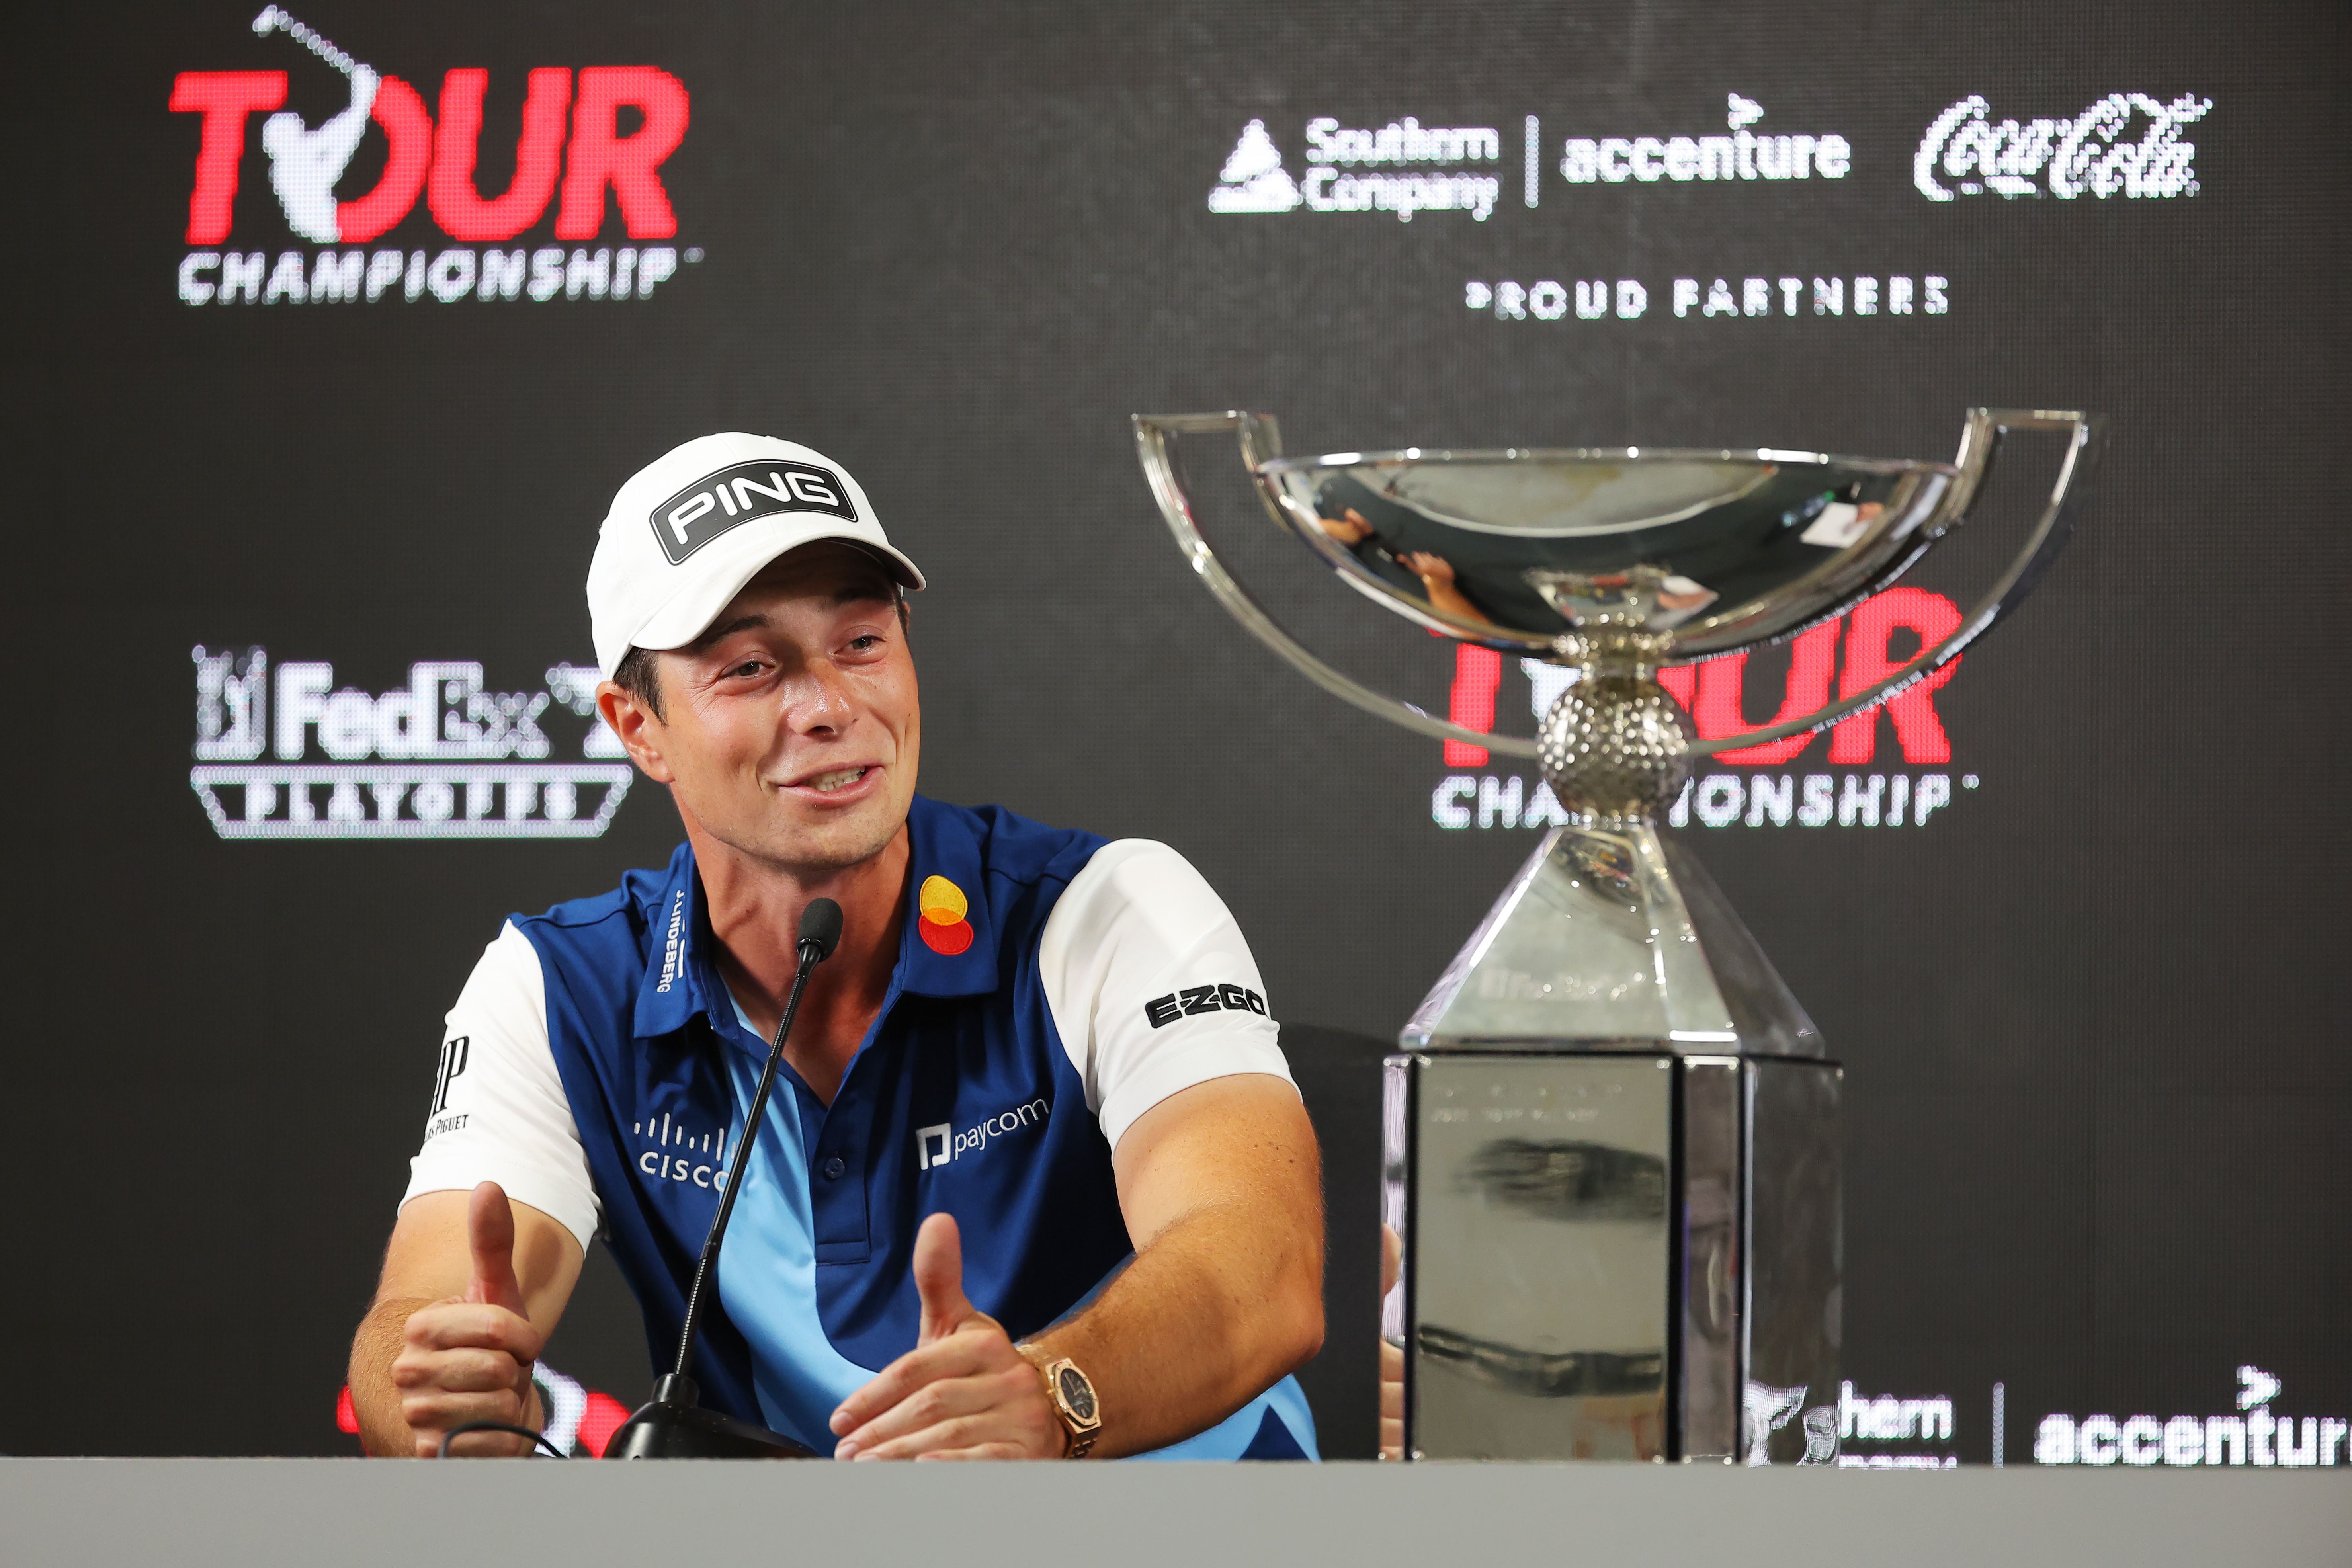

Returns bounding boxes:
[608,545,919,875]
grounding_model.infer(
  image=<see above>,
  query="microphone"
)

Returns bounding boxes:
[609,898,843,1459]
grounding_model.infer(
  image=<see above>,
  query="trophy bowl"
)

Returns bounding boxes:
[1258,445,1962,656]
[1135,408,2101,1464]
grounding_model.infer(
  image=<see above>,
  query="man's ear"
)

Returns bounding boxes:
[597,680,677,784]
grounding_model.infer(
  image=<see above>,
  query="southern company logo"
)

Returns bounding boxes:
[171,8,695,307]
[1209,115,1509,221]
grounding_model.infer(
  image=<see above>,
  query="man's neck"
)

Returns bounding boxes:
[683,816,910,1106]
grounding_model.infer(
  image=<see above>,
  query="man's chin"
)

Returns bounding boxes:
[762,793,906,873]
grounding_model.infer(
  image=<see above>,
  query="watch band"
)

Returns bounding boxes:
[1036,1355,1102,1459]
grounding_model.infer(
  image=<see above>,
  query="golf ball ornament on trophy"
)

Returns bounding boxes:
[1134,410,2100,1462]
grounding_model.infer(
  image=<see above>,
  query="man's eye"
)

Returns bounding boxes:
[726,660,764,679]
[846,635,882,652]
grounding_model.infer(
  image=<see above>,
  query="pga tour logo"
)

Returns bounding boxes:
[172,7,695,307]
[189,646,633,839]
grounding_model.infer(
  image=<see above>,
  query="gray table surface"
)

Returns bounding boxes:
[4,1459,2346,1567]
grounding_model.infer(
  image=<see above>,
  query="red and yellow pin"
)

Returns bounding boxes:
[917,874,973,955]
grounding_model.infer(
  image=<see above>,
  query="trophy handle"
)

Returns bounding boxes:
[1133,411,1544,758]
[1683,408,2104,758]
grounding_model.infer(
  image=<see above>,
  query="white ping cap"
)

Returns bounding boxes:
[586,433,924,680]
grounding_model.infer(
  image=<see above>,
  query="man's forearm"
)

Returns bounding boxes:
[350,1294,547,1457]
[349,1296,432,1457]
[1022,1196,1323,1457]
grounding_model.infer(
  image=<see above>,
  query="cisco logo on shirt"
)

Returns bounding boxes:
[916,1099,1050,1172]
[634,1114,730,1190]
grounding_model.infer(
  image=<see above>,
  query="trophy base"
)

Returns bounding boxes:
[1383,1051,1842,1463]
[1387,820,1842,1462]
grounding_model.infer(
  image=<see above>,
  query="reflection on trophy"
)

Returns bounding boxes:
[1134,410,2101,1462]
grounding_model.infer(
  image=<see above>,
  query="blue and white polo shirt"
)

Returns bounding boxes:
[404,794,1316,1459]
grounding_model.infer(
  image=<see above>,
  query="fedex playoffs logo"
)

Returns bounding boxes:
[170,8,695,307]
[1435,587,1978,832]
[189,645,633,838]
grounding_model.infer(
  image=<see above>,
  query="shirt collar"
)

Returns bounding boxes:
[631,795,1000,1039]
[633,841,726,1041]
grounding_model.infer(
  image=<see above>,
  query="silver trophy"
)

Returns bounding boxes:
[1134,409,2100,1462]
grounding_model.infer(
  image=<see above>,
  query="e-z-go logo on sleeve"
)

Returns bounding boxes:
[189,646,633,839]
[170,8,697,308]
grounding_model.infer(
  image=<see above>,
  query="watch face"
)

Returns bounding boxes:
[1057,1365,1098,1424]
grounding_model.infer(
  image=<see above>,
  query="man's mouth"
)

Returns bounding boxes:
[799,766,873,795]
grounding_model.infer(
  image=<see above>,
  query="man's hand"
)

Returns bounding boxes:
[828,1213,1065,1460]
[390,1183,547,1457]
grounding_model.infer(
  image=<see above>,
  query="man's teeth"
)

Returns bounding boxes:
[805,768,867,793]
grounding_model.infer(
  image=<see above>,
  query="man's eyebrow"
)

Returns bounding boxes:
[686,613,768,653]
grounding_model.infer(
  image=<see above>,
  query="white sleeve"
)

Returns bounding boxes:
[1037,840,1296,1150]
[401,922,602,1252]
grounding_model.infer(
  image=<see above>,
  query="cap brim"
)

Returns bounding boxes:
[626,521,925,666]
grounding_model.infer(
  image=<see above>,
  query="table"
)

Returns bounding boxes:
[6,1458,2347,1567]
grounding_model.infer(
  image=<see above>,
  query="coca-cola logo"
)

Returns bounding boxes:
[1914,92,2209,202]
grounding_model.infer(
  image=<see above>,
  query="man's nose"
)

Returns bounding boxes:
[781,662,858,734]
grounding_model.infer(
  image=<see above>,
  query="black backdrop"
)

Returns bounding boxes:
[4,0,2344,1461]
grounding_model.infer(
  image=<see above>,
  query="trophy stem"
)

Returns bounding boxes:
[1535,643,1694,827]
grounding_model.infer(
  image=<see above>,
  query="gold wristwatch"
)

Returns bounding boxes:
[1037,1356,1102,1458]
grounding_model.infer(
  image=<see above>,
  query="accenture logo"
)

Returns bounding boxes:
[170,7,697,308]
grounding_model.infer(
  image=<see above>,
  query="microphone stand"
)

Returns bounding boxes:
[608,898,843,1459]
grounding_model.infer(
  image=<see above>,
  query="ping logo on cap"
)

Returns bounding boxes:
[917,875,973,955]
[649,460,858,565]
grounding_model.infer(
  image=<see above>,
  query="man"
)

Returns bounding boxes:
[348,433,1325,1459]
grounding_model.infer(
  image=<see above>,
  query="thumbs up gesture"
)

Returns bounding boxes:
[827,1213,1067,1460]
[391,1183,548,1457]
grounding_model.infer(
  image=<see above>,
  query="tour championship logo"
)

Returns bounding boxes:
[189,646,633,839]
[1432,588,1975,832]
[170,7,695,307]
